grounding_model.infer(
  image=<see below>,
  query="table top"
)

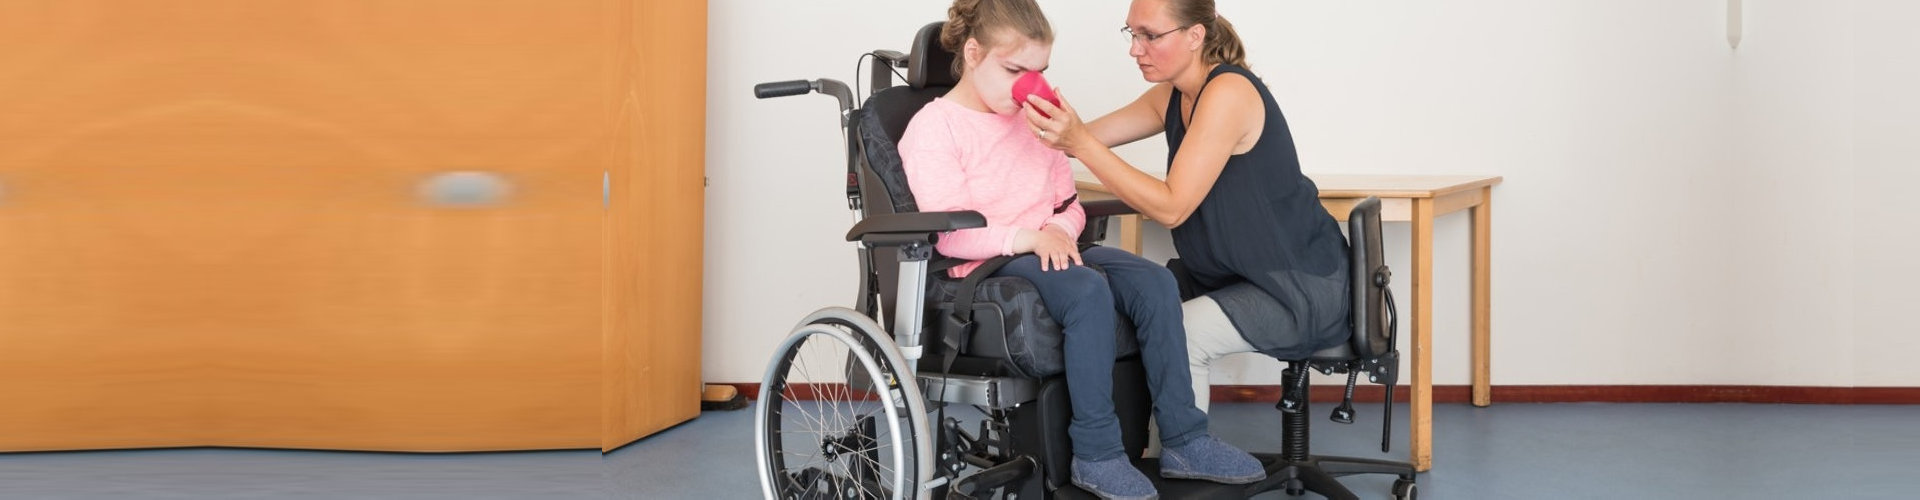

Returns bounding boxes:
[1075,171,1503,199]
[1309,174,1503,199]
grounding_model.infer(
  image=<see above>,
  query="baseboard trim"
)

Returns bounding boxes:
[727,383,1920,405]
[1216,385,1920,404]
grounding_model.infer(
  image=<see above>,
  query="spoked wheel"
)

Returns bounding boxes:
[756,308,932,500]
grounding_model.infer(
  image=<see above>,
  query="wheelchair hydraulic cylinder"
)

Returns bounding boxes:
[891,244,931,364]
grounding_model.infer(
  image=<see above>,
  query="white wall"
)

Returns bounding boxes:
[1850,0,1920,387]
[1726,1,1856,386]
[703,1,1919,388]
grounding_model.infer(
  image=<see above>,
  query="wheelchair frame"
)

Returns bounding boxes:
[751,53,1099,499]
[751,23,1418,500]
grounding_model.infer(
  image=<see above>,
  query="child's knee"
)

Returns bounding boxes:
[1055,265,1110,297]
[1118,265,1179,300]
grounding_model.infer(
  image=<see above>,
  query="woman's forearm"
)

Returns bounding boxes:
[1085,86,1168,148]
[1073,143,1182,225]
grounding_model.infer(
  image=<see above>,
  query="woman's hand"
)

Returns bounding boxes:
[1023,89,1088,157]
[1030,225,1082,272]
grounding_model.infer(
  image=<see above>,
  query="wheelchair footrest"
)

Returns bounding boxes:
[918,372,1038,409]
[949,456,1037,499]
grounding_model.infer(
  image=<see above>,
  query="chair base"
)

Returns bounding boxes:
[1047,454,1415,500]
[1247,453,1417,500]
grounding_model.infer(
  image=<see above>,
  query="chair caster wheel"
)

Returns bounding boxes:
[1283,478,1304,496]
[1274,476,1305,496]
[1392,478,1417,500]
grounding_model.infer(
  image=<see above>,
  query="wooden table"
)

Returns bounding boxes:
[1076,173,1502,472]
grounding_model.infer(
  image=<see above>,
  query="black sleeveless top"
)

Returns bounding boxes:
[1165,64,1350,358]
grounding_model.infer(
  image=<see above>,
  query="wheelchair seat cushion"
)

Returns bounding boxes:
[927,273,1140,379]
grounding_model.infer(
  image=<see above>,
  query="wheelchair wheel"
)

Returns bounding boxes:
[756,307,933,500]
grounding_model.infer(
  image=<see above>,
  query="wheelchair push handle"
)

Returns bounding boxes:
[753,79,856,124]
[753,79,814,99]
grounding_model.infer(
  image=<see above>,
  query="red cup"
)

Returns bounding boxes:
[1012,71,1059,117]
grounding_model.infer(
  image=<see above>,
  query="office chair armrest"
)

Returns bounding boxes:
[845,210,986,246]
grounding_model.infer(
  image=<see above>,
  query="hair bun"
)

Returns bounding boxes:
[940,0,980,52]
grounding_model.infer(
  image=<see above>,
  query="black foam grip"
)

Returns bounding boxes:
[752,80,812,98]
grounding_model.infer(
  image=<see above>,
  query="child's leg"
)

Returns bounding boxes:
[1079,246,1209,448]
[989,255,1124,461]
[1144,295,1257,457]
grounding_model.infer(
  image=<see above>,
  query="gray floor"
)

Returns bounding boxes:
[614,402,1920,499]
[4,403,1917,498]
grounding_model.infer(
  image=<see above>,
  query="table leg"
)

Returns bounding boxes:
[1410,198,1434,472]
[1471,187,1492,408]
[1117,214,1144,254]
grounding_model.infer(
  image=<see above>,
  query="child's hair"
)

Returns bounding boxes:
[1165,0,1248,69]
[939,0,1053,77]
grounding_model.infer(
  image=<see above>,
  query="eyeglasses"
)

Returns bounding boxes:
[1121,25,1192,45]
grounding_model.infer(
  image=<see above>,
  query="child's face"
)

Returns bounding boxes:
[966,35,1052,115]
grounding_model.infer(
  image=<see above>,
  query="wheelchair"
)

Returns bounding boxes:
[752,22,1418,500]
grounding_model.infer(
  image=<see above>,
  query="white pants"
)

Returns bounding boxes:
[1145,295,1258,456]
[1182,294,1259,413]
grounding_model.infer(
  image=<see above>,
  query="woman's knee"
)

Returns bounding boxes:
[1181,298,1236,366]
[1186,334,1220,367]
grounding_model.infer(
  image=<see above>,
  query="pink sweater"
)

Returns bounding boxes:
[898,97,1086,278]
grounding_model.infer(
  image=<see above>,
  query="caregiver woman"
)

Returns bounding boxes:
[1023,0,1350,413]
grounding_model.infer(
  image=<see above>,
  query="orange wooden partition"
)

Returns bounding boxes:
[604,0,706,451]
[0,0,700,452]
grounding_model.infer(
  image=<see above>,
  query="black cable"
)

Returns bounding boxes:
[888,64,908,86]
[854,52,873,99]
[856,51,911,98]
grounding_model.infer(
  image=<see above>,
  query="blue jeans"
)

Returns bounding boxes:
[990,245,1210,461]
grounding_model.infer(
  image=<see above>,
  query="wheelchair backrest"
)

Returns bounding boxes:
[1346,197,1392,358]
[854,21,958,324]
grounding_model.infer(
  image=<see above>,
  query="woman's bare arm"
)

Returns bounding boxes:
[1084,83,1172,148]
[1025,74,1262,227]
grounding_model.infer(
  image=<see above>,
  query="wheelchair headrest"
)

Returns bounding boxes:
[907,22,959,89]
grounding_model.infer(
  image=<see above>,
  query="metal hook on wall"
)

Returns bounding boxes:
[1727,0,1744,49]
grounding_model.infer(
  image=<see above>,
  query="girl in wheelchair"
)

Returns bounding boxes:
[897,1,1264,498]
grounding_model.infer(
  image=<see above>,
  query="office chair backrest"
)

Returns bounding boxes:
[1346,197,1391,358]
[854,21,956,324]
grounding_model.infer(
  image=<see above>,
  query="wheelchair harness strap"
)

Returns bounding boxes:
[929,196,1072,375]
[1052,194,1077,215]
[937,254,1017,375]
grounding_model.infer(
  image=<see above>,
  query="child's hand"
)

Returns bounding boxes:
[1033,225,1082,271]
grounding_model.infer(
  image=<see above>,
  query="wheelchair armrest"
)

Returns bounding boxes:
[1078,199,1138,246]
[1082,199,1136,218]
[845,210,986,246]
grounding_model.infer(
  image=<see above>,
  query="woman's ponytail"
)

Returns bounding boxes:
[1202,15,1247,69]
[1170,0,1248,69]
